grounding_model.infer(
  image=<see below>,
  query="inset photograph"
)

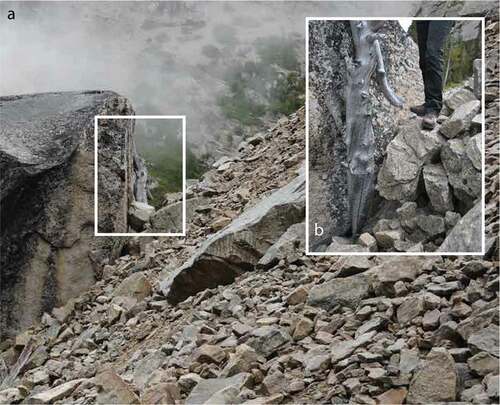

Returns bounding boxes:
[307,18,484,254]
[95,115,186,236]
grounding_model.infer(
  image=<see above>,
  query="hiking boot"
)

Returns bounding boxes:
[422,111,437,130]
[410,104,426,116]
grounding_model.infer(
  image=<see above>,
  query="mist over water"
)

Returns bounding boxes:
[0,1,419,155]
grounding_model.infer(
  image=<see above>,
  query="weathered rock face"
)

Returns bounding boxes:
[308,20,423,248]
[0,91,135,337]
[96,116,136,233]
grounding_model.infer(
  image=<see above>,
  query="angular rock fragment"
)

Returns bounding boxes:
[375,230,403,249]
[307,275,370,310]
[128,201,155,231]
[407,348,457,403]
[441,138,481,204]
[357,233,377,252]
[248,326,291,358]
[258,222,304,269]
[113,273,152,302]
[95,369,139,404]
[422,163,454,213]
[397,297,424,325]
[467,325,499,356]
[467,352,499,376]
[377,122,445,201]
[150,201,183,233]
[185,373,251,404]
[30,379,86,404]
[416,214,445,238]
[141,383,181,405]
[440,100,481,138]
[444,87,477,112]
[438,201,482,252]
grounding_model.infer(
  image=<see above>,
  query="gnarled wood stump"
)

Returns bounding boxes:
[346,20,404,235]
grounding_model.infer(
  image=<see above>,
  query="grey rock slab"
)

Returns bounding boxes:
[30,379,86,404]
[484,374,499,398]
[457,303,499,341]
[0,91,117,197]
[160,171,304,304]
[364,256,438,296]
[307,274,370,310]
[113,273,152,302]
[330,331,376,363]
[438,201,482,253]
[186,373,251,405]
[247,326,291,358]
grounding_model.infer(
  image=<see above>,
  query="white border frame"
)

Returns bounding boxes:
[94,115,186,237]
[305,17,486,256]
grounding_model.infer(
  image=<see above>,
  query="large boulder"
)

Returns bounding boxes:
[160,170,305,304]
[377,122,446,201]
[307,20,423,246]
[0,91,136,338]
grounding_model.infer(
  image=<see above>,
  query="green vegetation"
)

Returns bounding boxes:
[135,120,206,209]
[443,35,480,89]
[216,35,304,128]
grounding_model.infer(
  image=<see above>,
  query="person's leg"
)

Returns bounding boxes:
[411,21,429,115]
[423,20,454,113]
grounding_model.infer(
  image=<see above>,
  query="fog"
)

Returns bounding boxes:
[0,1,421,156]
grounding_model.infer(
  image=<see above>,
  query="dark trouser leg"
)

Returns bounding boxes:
[423,20,454,113]
[416,21,429,104]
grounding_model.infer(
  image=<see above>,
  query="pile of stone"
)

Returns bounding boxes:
[1,238,498,404]
[0,16,498,405]
[330,77,483,253]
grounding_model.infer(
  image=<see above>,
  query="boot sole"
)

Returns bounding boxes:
[422,121,436,130]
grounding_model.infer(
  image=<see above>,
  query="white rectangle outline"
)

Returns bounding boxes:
[94,115,187,237]
[305,16,486,256]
